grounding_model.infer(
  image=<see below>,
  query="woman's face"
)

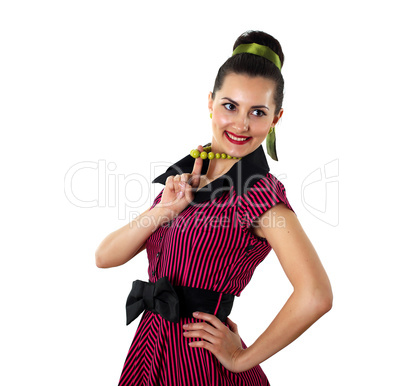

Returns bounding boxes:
[208,73,283,159]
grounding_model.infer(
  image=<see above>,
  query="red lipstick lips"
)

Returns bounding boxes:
[225,131,252,145]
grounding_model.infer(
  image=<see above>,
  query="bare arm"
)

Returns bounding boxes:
[237,202,333,370]
[95,145,204,269]
[95,206,171,268]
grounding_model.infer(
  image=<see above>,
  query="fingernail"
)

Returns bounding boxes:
[193,311,199,316]
[179,182,186,188]
[183,324,188,328]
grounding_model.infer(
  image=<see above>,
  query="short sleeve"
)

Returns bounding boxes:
[237,172,296,230]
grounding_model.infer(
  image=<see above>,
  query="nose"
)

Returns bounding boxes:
[232,113,249,132]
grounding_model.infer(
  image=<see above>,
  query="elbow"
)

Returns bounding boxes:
[317,291,333,316]
[297,284,333,318]
[95,249,109,269]
[95,257,104,268]
[314,286,333,317]
[95,254,104,268]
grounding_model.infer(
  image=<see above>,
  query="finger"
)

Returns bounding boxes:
[180,173,190,188]
[181,173,191,184]
[183,181,194,203]
[166,176,174,192]
[161,177,180,208]
[177,179,188,196]
[178,181,187,199]
[173,175,182,194]
[189,145,204,188]
[191,311,224,330]
[180,174,193,201]
[188,339,215,354]
[169,176,185,200]
[183,328,220,344]
[183,321,221,337]
[226,317,238,333]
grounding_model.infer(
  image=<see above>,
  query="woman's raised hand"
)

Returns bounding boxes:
[156,145,204,221]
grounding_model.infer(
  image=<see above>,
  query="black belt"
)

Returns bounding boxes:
[125,276,235,324]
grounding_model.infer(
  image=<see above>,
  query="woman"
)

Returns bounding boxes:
[95,30,333,386]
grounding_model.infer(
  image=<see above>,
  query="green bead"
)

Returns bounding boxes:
[189,148,239,160]
[190,149,200,158]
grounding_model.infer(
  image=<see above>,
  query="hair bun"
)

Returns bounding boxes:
[233,30,284,68]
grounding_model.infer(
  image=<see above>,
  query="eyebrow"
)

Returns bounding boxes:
[220,97,270,111]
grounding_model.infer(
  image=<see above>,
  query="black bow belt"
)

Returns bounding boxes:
[125,276,235,325]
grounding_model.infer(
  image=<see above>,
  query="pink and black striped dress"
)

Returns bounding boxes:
[118,144,296,386]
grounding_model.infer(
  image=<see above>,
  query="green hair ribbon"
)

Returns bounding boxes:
[232,43,282,71]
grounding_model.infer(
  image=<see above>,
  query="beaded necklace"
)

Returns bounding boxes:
[190,144,242,160]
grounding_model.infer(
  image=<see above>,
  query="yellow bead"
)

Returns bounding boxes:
[215,153,220,159]
[200,151,208,159]
[208,152,215,159]
[190,149,200,158]
[221,153,227,159]
[227,155,232,159]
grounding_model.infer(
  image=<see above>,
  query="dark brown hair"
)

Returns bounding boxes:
[211,30,285,115]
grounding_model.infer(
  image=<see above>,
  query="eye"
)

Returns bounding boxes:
[223,103,236,111]
[252,109,267,117]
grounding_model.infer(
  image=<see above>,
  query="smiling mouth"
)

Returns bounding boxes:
[225,131,252,143]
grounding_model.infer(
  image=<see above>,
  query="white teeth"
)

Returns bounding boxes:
[226,132,249,141]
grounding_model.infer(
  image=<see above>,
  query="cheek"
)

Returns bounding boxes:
[251,127,270,140]
[252,118,271,134]
[212,111,232,127]
[259,128,271,138]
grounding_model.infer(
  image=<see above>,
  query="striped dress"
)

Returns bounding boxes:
[118,144,296,386]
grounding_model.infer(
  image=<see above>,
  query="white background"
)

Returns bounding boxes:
[1,1,401,385]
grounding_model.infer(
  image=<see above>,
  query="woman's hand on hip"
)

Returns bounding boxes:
[156,145,203,219]
[183,312,249,373]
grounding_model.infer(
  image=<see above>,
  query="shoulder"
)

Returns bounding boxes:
[251,202,293,238]
[239,172,293,211]
[236,172,296,231]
